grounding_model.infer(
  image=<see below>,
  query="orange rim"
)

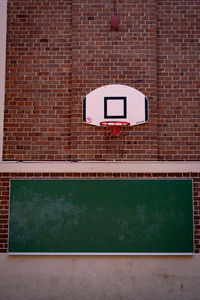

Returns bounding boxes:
[99,121,130,136]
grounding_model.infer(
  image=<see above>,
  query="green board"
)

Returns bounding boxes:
[9,179,193,254]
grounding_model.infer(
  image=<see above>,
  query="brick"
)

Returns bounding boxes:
[4,0,72,161]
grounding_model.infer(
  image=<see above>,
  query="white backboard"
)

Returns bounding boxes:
[83,84,148,126]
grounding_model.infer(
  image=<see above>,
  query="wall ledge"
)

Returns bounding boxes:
[0,161,199,173]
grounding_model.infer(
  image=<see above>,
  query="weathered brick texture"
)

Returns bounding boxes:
[0,172,200,253]
[4,0,72,160]
[157,0,200,160]
[3,0,200,161]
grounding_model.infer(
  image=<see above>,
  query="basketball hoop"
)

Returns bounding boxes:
[100,121,130,136]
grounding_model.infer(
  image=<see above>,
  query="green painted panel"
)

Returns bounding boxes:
[9,179,193,253]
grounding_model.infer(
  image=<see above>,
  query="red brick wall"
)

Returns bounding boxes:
[4,0,72,160]
[3,0,200,161]
[0,172,200,253]
[157,0,200,160]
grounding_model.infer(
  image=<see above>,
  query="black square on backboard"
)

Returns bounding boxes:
[104,97,127,119]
